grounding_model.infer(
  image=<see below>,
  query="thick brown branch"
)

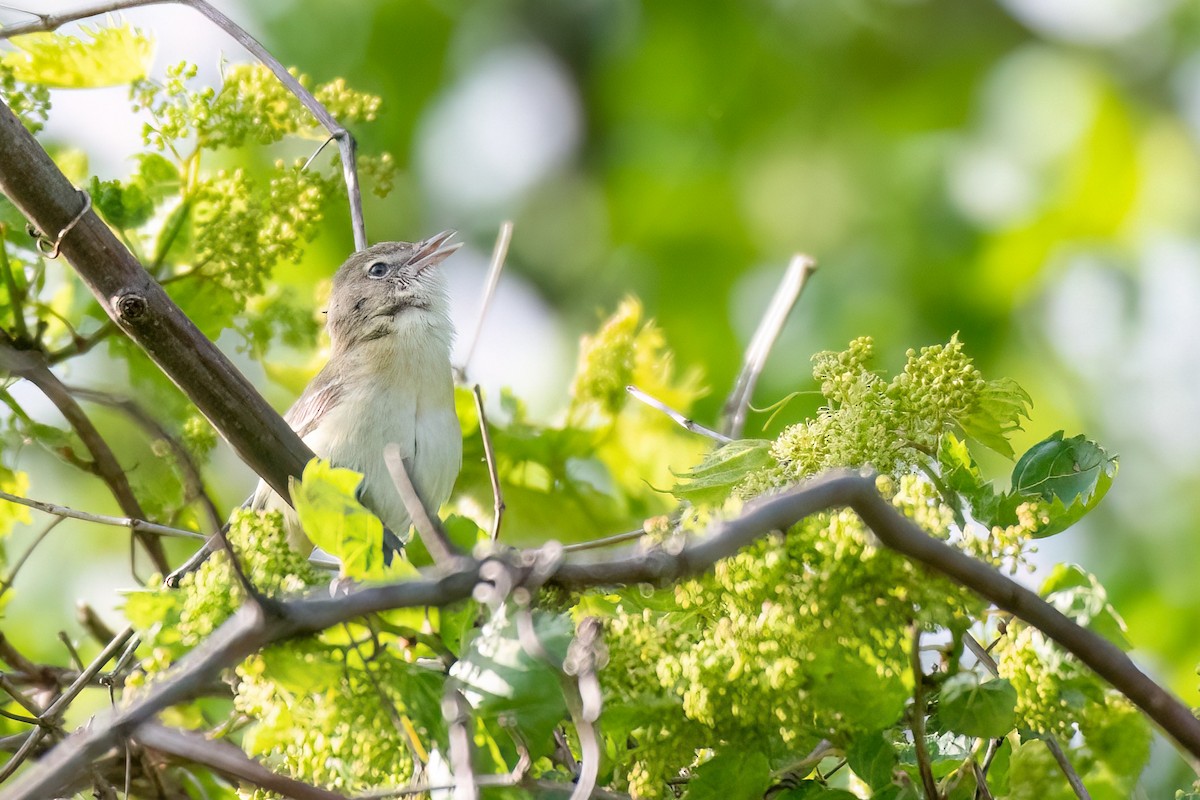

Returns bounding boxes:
[0,340,169,573]
[135,722,348,800]
[5,473,1200,799]
[0,0,367,250]
[0,98,314,505]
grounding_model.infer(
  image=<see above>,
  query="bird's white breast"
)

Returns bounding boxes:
[263,328,461,551]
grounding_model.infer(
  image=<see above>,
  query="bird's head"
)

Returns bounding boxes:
[325,231,460,351]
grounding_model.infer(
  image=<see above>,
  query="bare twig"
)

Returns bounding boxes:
[908,626,940,800]
[967,632,1090,796]
[973,760,996,800]
[1046,738,1091,800]
[77,603,118,646]
[383,442,460,566]
[57,632,84,672]
[443,687,477,800]
[7,473,1200,798]
[0,489,205,541]
[0,0,369,250]
[67,385,222,534]
[457,221,513,382]
[472,385,505,541]
[135,721,348,800]
[626,384,731,443]
[0,626,133,782]
[46,320,116,365]
[0,340,170,574]
[721,253,817,438]
[0,516,65,600]
[561,527,646,553]
[1,74,316,509]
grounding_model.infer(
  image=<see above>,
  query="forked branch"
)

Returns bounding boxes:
[5,472,1199,799]
[0,0,369,249]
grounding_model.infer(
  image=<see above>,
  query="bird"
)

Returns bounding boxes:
[250,231,464,557]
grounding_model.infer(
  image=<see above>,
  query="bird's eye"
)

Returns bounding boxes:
[367,262,389,279]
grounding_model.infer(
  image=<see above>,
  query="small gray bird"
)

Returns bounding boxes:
[251,232,464,555]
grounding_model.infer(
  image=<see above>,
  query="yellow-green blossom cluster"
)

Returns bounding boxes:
[602,475,982,797]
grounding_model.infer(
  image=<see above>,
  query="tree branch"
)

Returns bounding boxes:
[0,0,368,250]
[6,472,1200,798]
[721,253,817,438]
[0,339,169,573]
[67,385,223,534]
[135,721,348,800]
[0,97,315,506]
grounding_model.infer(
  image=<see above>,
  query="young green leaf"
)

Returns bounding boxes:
[1011,431,1117,537]
[1040,564,1132,650]
[955,377,1031,459]
[671,439,774,505]
[937,673,1017,738]
[683,751,772,800]
[449,604,572,754]
[290,458,411,581]
[3,24,154,88]
[847,730,899,789]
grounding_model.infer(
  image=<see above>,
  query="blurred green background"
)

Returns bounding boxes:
[7,0,1200,791]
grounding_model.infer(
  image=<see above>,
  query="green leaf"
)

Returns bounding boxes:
[937,433,1001,526]
[955,377,1031,459]
[847,730,899,789]
[772,783,859,800]
[121,588,181,639]
[132,153,181,201]
[290,458,411,581]
[89,176,155,230]
[3,24,154,87]
[450,604,572,754]
[684,751,772,800]
[670,439,774,504]
[937,673,1017,738]
[1040,564,1131,650]
[1011,431,1117,537]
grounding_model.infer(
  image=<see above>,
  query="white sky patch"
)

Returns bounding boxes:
[1000,0,1175,45]
[416,46,582,215]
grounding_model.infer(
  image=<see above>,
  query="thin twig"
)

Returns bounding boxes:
[135,721,348,800]
[57,632,84,672]
[0,626,133,782]
[1045,738,1091,800]
[472,385,505,541]
[457,221,513,382]
[46,320,117,365]
[382,442,460,566]
[68,385,223,534]
[76,606,117,651]
[8,473,1200,798]
[442,687,477,800]
[0,489,205,540]
[908,626,940,800]
[967,632,1090,797]
[0,341,170,574]
[721,253,817,438]
[626,385,731,443]
[561,527,646,553]
[0,0,369,250]
[973,760,996,800]
[0,516,65,601]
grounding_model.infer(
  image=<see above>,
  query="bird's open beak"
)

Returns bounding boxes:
[409,230,462,274]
